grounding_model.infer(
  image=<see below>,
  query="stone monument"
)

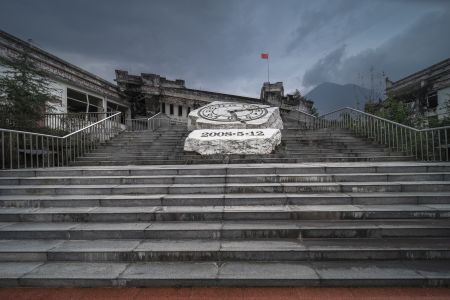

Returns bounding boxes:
[188,101,283,130]
[184,101,283,155]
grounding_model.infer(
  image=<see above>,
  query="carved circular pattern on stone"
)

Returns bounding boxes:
[198,103,268,122]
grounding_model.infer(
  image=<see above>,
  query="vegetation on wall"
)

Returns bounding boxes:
[365,82,450,130]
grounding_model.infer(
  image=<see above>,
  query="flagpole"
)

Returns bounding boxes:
[261,53,270,83]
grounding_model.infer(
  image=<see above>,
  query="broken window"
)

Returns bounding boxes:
[67,88,104,113]
[178,105,183,116]
[88,95,103,113]
[67,88,88,113]
[170,104,174,115]
[427,91,438,109]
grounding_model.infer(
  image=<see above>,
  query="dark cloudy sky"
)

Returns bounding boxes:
[1,0,449,97]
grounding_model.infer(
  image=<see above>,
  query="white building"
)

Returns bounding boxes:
[0,30,131,124]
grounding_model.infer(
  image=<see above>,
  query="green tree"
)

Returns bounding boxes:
[292,89,301,98]
[428,96,450,128]
[0,46,60,130]
[364,100,379,115]
[365,95,414,126]
[292,89,318,116]
[310,105,319,117]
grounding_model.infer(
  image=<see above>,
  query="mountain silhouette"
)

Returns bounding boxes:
[306,82,373,114]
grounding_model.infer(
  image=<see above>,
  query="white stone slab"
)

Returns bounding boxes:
[188,101,283,130]
[184,129,281,155]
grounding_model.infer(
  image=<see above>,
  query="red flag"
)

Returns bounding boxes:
[261,53,269,59]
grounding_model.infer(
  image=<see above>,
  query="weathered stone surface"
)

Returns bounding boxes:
[184,129,281,155]
[21,262,128,287]
[188,101,283,130]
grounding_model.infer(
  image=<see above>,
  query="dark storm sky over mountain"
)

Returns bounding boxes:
[1,0,449,98]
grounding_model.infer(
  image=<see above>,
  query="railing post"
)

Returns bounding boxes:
[432,130,436,161]
[1,131,4,170]
[41,136,44,168]
[445,129,449,161]
[438,129,442,161]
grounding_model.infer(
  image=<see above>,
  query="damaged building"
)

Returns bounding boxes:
[1,30,315,124]
[114,70,263,121]
[260,82,314,114]
[386,58,450,122]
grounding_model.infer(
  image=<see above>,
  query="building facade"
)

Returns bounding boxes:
[115,70,265,121]
[0,30,131,124]
[386,58,450,121]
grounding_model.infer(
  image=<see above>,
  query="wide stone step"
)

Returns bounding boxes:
[103,140,185,143]
[103,138,185,142]
[1,238,450,262]
[0,204,448,222]
[105,140,185,144]
[2,260,448,287]
[96,145,184,150]
[108,136,185,139]
[78,152,401,160]
[76,155,406,162]
[1,181,449,195]
[282,133,366,137]
[0,192,449,208]
[76,155,409,162]
[3,162,448,177]
[283,138,371,143]
[283,149,391,154]
[1,220,449,240]
[72,156,415,165]
[85,149,394,156]
[1,173,449,185]
[283,143,385,149]
[78,153,404,160]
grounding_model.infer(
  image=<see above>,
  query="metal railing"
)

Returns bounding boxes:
[44,112,116,134]
[281,109,317,129]
[291,107,450,162]
[126,113,187,131]
[0,112,122,169]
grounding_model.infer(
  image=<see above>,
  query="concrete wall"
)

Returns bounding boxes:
[161,101,193,123]
[437,86,450,119]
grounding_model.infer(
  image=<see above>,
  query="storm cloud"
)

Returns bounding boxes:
[303,9,450,90]
[0,0,449,97]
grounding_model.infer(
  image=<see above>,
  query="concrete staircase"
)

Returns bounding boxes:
[72,126,412,166]
[0,161,450,287]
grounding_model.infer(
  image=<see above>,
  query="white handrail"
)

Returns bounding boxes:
[126,112,179,132]
[0,112,122,139]
[64,112,121,138]
[1,112,123,169]
[298,106,450,161]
